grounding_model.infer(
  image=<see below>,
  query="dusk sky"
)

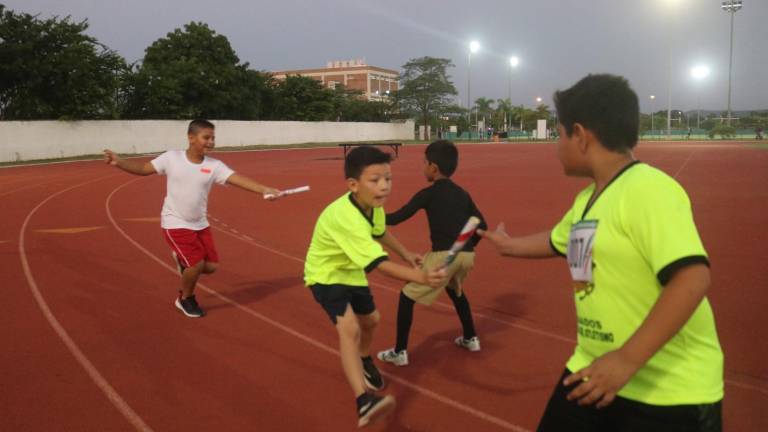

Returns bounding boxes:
[7,0,767,112]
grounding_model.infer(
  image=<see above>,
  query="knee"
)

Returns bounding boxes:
[359,311,380,332]
[337,318,361,341]
[204,262,218,274]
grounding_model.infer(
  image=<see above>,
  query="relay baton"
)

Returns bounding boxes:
[441,216,481,268]
[263,185,310,200]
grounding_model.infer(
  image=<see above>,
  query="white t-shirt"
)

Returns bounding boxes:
[150,150,234,230]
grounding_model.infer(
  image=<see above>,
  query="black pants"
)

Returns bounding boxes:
[537,369,722,432]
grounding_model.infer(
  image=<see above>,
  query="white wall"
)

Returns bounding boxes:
[0,120,415,163]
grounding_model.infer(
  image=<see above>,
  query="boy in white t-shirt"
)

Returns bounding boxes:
[104,119,280,318]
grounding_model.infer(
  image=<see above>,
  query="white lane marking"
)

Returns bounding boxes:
[107,179,529,431]
[19,175,153,432]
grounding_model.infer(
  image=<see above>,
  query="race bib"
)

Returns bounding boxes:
[567,220,598,285]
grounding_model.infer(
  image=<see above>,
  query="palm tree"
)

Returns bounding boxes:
[473,97,495,136]
[495,98,512,131]
[511,105,528,131]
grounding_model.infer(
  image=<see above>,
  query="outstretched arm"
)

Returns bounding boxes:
[386,188,429,226]
[104,150,156,176]
[478,223,556,258]
[226,173,280,199]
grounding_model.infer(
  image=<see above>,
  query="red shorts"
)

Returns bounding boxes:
[163,227,219,267]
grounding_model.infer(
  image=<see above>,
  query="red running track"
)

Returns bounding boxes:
[2,142,766,431]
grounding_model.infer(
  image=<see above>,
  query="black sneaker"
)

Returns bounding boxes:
[175,295,205,318]
[362,356,385,391]
[357,393,395,428]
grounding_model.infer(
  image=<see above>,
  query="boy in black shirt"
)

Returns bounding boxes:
[377,140,487,366]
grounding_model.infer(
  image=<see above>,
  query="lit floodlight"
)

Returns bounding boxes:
[469,41,480,53]
[691,65,711,80]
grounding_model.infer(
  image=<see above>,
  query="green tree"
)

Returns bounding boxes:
[272,75,335,121]
[395,56,458,130]
[473,97,495,131]
[495,98,513,131]
[0,5,126,119]
[123,22,265,119]
[323,84,390,122]
[440,103,468,136]
[511,105,529,131]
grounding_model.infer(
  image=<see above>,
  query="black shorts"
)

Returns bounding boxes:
[310,283,376,324]
[537,368,722,432]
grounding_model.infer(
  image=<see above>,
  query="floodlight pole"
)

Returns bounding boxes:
[507,67,512,132]
[721,0,742,125]
[667,44,672,138]
[650,95,656,139]
[467,51,472,129]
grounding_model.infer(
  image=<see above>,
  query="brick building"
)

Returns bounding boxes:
[272,59,398,101]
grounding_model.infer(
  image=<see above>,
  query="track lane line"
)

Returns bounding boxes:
[108,178,531,431]
[19,175,153,432]
[207,217,768,397]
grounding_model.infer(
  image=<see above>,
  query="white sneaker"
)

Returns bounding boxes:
[454,336,481,352]
[377,348,409,366]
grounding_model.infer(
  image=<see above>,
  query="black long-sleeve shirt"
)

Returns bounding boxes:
[386,178,487,252]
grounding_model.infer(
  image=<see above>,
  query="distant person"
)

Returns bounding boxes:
[687,127,692,140]
[378,140,487,367]
[481,74,723,431]
[303,146,447,427]
[756,126,764,140]
[104,119,280,318]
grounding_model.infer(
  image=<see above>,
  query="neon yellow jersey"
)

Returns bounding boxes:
[304,193,388,287]
[550,162,723,405]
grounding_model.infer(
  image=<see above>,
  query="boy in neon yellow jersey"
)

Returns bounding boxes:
[304,145,446,428]
[481,74,723,431]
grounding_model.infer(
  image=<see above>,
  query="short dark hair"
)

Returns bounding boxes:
[425,140,458,177]
[344,145,392,179]
[554,74,639,152]
[188,119,215,135]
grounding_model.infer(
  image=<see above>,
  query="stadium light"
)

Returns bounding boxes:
[691,65,711,80]
[721,0,742,125]
[507,56,520,132]
[691,65,711,128]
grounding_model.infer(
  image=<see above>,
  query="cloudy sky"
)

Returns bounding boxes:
[7,0,767,112]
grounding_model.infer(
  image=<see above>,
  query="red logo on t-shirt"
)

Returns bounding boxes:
[200,168,211,174]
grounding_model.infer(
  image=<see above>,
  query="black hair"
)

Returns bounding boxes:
[425,140,458,177]
[344,145,392,179]
[188,119,215,135]
[554,74,639,152]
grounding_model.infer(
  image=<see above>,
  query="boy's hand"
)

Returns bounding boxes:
[424,267,447,288]
[402,250,423,268]
[262,187,281,201]
[477,223,510,252]
[103,149,119,166]
[563,349,642,409]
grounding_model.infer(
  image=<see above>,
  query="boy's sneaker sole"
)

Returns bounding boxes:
[357,395,395,428]
[175,298,204,318]
[377,349,409,366]
[454,336,481,352]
